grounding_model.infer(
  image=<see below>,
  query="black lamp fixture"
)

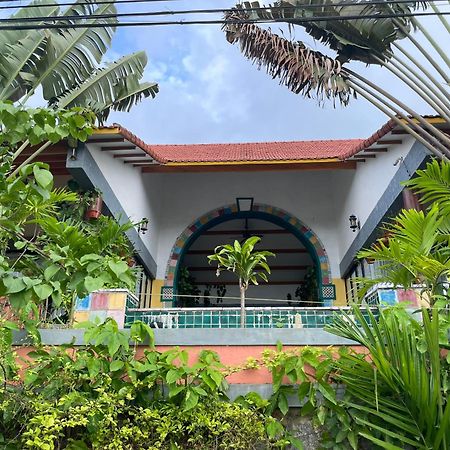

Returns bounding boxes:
[67,137,78,160]
[137,218,149,235]
[236,197,254,212]
[349,214,360,232]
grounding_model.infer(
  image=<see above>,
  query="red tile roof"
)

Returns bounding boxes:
[340,118,396,159]
[109,123,364,163]
[148,139,364,163]
[96,115,440,165]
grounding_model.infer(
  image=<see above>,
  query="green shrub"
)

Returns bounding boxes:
[19,392,274,449]
[0,319,300,450]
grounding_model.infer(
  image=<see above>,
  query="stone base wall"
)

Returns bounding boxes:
[283,411,322,450]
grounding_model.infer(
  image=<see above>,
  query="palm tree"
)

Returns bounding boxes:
[357,159,450,306]
[208,237,274,327]
[0,0,158,169]
[223,1,450,159]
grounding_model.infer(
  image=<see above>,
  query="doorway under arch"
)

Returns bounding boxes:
[164,204,334,306]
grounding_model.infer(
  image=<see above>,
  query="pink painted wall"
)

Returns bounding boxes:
[144,345,367,384]
[14,345,365,384]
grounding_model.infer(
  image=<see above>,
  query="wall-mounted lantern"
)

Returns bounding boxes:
[349,214,360,232]
[236,197,254,212]
[137,218,149,235]
[67,137,78,160]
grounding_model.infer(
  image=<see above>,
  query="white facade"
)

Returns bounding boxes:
[154,169,345,279]
[81,131,422,307]
[89,145,164,259]
[335,136,415,257]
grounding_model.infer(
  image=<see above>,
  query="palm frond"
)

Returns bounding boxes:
[38,217,89,256]
[96,77,159,123]
[209,237,274,287]
[0,0,158,117]
[85,216,134,254]
[327,307,449,448]
[223,8,354,105]
[405,160,450,217]
[390,206,441,254]
[234,0,422,63]
[357,205,450,292]
[0,0,61,101]
[55,52,156,123]
[0,0,57,55]
[36,0,118,101]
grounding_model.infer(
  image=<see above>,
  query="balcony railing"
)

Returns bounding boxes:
[125,306,373,329]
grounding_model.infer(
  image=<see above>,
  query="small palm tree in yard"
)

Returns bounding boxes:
[208,237,274,328]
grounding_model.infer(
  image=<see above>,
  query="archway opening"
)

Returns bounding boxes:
[172,209,327,308]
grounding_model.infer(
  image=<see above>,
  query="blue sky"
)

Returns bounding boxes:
[8,0,448,144]
[105,1,448,144]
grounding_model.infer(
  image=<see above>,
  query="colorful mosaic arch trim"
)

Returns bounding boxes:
[164,203,332,288]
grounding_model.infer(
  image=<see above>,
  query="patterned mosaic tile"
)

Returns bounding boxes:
[75,295,91,311]
[108,310,125,328]
[91,292,108,310]
[73,311,89,323]
[89,310,107,323]
[164,203,333,299]
[109,293,126,310]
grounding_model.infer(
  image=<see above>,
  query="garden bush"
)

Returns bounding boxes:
[17,393,275,449]
[0,319,300,450]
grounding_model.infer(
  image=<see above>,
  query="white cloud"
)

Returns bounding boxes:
[109,7,447,145]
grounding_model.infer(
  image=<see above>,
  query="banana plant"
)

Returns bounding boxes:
[0,0,158,164]
[208,236,274,327]
[0,0,158,117]
[224,1,450,159]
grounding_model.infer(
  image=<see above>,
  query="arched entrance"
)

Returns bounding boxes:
[164,204,334,306]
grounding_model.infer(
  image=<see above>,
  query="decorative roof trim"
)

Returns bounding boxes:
[165,158,341,166]
[340,118,397,160]
[88,115,441,166]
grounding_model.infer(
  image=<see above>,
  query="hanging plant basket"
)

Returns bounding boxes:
[127,257,136,267]
[85,195,103,220]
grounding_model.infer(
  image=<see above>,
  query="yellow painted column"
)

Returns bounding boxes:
[332,278,347,306]
[151,279,165,308]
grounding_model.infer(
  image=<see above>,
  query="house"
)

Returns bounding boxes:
[31,116,445,330]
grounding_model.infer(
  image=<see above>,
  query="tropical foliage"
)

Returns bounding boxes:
[309,159,450,447]
[2,306,448,449]
[358,159,450,306]
[223,1,450,159]
[0,104,135,331]
[0,0,158,124]
[224,11,353,106]
[328,306,450,449]
[0,319,301,449]
[208,236,275,327]
[177,266,201,307]
[0,101,95,175]
[240,306,448,449]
